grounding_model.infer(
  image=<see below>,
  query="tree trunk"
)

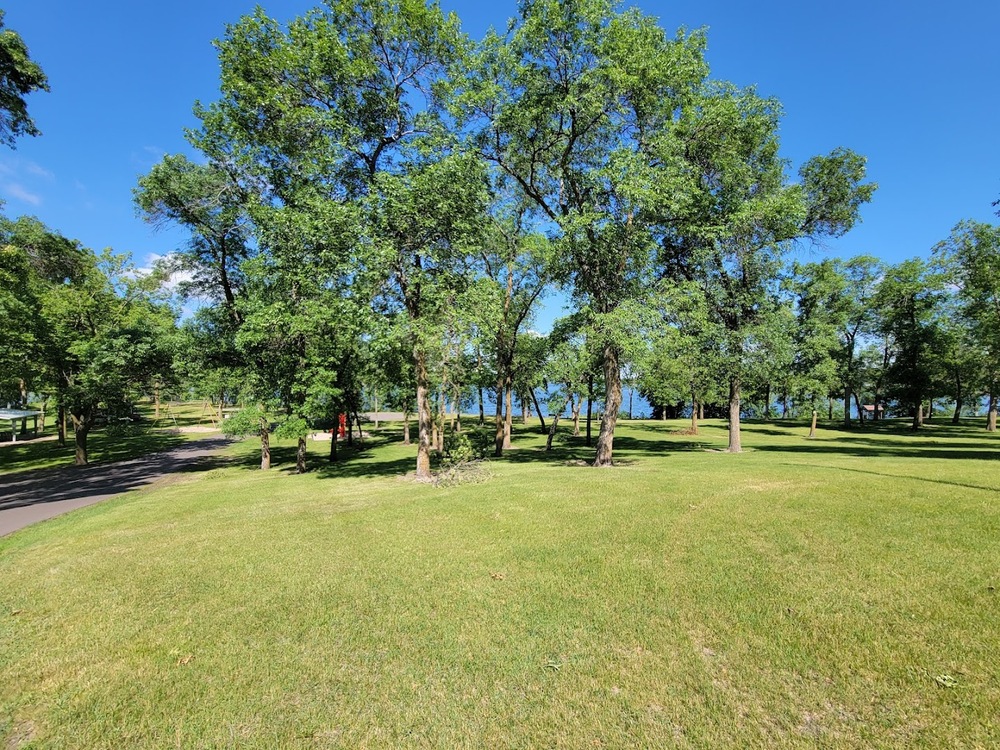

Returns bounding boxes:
[593,342,622,467]
[503,385,513,450]
[154,385,161,420]
[373,391,379,430]
[690,395,699,435]
[727,376,742,453]
[73,422,89,465]
[414,348,433,480]
[530,388,547,432]
[987,387,997,432]
[478,386,485,426]
[927,399,934,421]
[218,390,224,424]
[329,425,338,462]
[699,402,705,421]
[437,391,446,453]
[628,388,633,420]
[403,410,411,446]
[781,391,789,419]
[912,401,923,431]
[494,380,505,457]
[763,383,771,420]
[355,411,364,448]
[808,410,817,439]
[572,394,581,437]
[521,395,529,425]
[546,397,570,451]
[586,375,594,447]
[844,384,852,428]
[828,397,833,421]
[296,436,307,474]
[57,404,66,446]
[952,373,963,424]
[260,420,271,470]
[853,392,864,427]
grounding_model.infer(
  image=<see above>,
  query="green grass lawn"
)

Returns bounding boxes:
[2,418,998,748]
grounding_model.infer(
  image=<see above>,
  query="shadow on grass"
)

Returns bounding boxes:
[789,462,1000,494]
[755,441,1000,461]
[0,436,231,514]
[0,429,189,477]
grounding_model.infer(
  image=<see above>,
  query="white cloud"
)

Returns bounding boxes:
[136,252,195,292]
[24,161,54,180]
[3,182,42,206]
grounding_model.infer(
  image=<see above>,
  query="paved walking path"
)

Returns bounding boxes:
[0,435,230,537]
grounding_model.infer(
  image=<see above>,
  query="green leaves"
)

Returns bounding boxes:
[0,10,49,147]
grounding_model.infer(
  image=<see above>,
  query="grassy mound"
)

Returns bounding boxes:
[2,419,998,747]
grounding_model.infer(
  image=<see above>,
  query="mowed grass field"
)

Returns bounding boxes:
[1,417,998,748]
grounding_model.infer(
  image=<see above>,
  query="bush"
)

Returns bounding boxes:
[443,431,478,465]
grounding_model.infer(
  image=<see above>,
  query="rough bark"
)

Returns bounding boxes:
[572,394,581,436]
[329,427,338,462]
[844,384,852,428]
[296,436,307,474]
[853,392,864,427]
[988,388,997,432]
[503,386,513,450]
[494,381,505,457]
[593,342,622,467]
[952,374,963,424]
[585,375,594,447]
[546,397,571,451]
[73,423,89,466]
[808,409,817,438]
[259,420,271,470]
[530,389,547,432]
[70,406,93,465]
[912,401,923,431]
[727,376,742,453]
[415,348,433,480]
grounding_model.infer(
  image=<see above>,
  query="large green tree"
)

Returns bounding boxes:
[668,81,875,452]
[194,0,476,480]
[875,258,945,430]
[0,10,48,147]
[934,220,1000,431]
[456,0,708,466]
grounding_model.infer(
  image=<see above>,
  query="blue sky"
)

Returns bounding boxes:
[3,0,999,322]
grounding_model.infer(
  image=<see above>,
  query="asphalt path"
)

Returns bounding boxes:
[0,435,230,537]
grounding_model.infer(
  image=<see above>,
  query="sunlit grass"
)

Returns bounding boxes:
[2,417,998,747]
